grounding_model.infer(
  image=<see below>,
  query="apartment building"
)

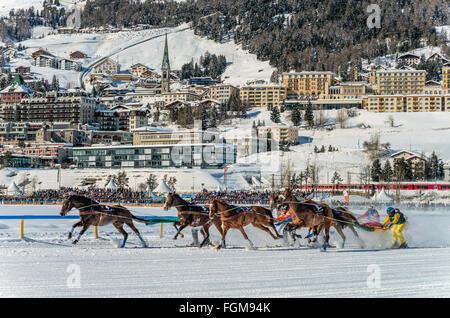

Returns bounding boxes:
[364,95,406,112]
[376,69,426,95]
[239,84,287,108]
[443,64,450,89]
[161,90,203,104]
[282,71,335,98]
[73,143,236,169]
[1,91,100,124]
[257,124,299,145]
[326,82,369,99]
[133,127,220,146]
[364,94,449,112]
[208,84,239,104]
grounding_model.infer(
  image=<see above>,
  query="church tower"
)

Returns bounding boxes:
[161,33,170,93]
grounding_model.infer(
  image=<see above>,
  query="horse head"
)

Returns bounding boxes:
[164,192,175,211]
[208,197,218,220]
[60,196,74,216]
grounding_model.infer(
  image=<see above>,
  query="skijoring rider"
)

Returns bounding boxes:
[382,207,408,249]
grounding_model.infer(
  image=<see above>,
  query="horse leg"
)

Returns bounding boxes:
[72,223,90,245]
[199,224,211,248]
[173,222,184,239]
[68,220,83,240]
[113,222,128,248]
[126,221,147,248]
[321,223,331,252]
[237,226,256,250]
[252,223,280,240]
[173,224,187,240]
[333,224,346,248]
[220,225,229,249]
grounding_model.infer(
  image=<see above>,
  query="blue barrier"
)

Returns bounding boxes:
[0,215,80,220]
[0,215,177,221]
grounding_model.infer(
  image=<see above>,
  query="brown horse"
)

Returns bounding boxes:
[164,193,223,247]
[209,198,282,249]
[278,189,364,248]
[276,189,334,251]
[269,192,304,244]
[60,195,148,248]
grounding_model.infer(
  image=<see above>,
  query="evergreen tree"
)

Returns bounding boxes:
[371,159,382,182]
[291,104,302,126]
[331,171,343,185]
[305,101,314,129]
[381,160,393,182]
[270,106,281,123]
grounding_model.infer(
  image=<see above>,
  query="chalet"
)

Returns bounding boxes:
[70,51,87,59]
[130,63,149,77]
[31,49,52,58]
[397,53,421,66]
[92,58,120,75]
[427,52,449,64]
[199,99,221,109]
[390,150,427,177]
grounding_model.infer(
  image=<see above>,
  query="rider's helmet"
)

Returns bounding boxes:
[386,207,395,214]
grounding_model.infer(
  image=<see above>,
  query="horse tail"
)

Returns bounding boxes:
[131,214,149,224]
[332,208,359,229]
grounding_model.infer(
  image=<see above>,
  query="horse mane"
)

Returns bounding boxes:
[68,194,98,205]
[173,193,189,204]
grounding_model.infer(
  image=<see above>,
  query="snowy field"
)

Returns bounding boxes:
[1,204,450,297]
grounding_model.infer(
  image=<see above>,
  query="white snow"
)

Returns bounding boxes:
[224,108,450,187]
[0,204,449,297]
[0,0,44,17]
[8,23,274,89]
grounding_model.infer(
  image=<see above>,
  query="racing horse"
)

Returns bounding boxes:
[276,189,335,250]
[209,198,282,249]
[164,192,223,247]
[278,189,364,248]
[60,195,148,248]
[269,192,304,244]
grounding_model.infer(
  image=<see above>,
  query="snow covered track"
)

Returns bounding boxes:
[0,205,450,297]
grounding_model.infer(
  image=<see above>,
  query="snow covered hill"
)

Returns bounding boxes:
[9,22,274,88]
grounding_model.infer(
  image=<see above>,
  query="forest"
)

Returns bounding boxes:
[78,0,449,78]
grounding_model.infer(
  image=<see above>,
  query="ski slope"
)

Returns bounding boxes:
[0,204,449,297]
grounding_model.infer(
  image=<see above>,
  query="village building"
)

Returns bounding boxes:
[92,58,121,75]
[70,51,88,59]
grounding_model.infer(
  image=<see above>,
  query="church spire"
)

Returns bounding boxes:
[161,33,171,93]
[162,33,170,69]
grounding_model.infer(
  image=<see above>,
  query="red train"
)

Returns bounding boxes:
[296,184,450,191]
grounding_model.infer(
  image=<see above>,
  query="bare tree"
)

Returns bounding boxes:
[335,108,349,128]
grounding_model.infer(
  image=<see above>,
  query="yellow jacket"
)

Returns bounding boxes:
[382,211,406,227]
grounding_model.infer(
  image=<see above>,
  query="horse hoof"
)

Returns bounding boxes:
[72,240,78,245]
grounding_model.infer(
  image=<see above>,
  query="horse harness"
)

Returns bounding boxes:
[220,206,254,222]
[79,204,114,224]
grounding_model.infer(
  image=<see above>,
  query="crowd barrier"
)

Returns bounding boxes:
[0,215,170,240]
[0,201,165,207]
